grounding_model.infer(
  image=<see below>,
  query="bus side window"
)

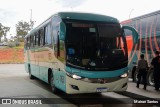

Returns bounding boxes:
[52,17,61,58]
[45,24,52,46]
[26,38,28,50]
[58,39,65,63]
[27,37,30,49]
[30,35,34,48]
[53,27,58,57]
[35,32,39,46]
[38,31,40,46]
[39,28,45,46]
[34,34,36,46]
[24,39,27,50]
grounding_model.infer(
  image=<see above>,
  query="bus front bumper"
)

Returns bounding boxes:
[65,76,128,94]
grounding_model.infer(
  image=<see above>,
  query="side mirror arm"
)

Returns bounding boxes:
[122,26,139,44]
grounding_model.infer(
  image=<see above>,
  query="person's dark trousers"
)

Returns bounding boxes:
[137,69,147,89]
[153,72,160,90]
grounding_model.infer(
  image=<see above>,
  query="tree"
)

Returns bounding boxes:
[16,20,34,42]
[3,26,10,42]
[0,23,10,42]
[0,23,3,42]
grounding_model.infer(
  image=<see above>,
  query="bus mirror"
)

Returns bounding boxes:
[59,22,66,40]
[122,26,139,44]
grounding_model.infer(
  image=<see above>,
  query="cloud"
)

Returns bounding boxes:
[55,0,87,8]
[0,8,17,26]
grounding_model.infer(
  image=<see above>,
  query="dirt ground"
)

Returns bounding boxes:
[0,48,24,63]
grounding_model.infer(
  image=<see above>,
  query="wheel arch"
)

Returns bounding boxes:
[48,68,53,84]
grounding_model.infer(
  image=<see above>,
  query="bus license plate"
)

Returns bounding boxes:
[96,88,107,92]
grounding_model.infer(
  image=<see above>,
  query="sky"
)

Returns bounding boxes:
[0,0,160,38]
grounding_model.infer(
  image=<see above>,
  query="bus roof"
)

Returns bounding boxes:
[121,10,160,24]
[56,12,119,23]
[131,10,160,21]
[25,12,119,38]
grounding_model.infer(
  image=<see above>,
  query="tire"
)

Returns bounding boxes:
[133,71,138,82]
[50,72,58,93]
[147,71,154,86]
[28,65,34,79]
[132,67,138,82]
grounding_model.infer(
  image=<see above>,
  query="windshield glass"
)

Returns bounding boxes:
[65,21,128,71]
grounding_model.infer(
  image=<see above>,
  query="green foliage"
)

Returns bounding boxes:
[16,20,35,42]
[8,42,16,47]
[8,42,20,48]
[0,23,10,42]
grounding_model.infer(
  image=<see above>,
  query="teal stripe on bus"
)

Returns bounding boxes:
[65,66,128,78]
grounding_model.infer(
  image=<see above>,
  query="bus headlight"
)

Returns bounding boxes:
[120,73,128,78]
[66,72,82,80]
[72,74,82,80]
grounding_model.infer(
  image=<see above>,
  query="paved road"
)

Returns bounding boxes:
[0,64,157,107]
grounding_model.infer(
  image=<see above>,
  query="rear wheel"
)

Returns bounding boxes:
[133,71,138,82]
[132,67,138,82]
[147,71,154,86]
[50,72,58,93]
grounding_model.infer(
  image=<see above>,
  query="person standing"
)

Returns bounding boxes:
[137,54,148,90]
[151,51,160,91]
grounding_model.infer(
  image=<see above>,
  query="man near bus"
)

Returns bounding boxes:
[151,51,160,91]
[136,54,148,90]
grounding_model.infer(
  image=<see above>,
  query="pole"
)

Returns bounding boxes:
[129,9,134,19]
[30,9,32,22]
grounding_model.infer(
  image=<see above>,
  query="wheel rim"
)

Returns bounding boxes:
[135,73,138,82]
[134,72,138,82]
[148,73,154,86]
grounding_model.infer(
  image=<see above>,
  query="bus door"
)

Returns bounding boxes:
[26,37,31,63]
[56,39,66,92]
[53,21,66,92]
[29,35,36,76]
[34,33,40,77]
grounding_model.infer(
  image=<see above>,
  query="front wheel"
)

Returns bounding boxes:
[133,70,138,82]
[50,73,58,93]
[132,67,138,82]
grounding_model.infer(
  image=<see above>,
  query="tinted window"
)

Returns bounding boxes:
[52,16,62,57]
[27,37,30,49]
[59,40,65,63]
[30,35,34,48]
[45,24,52,46]
[35,32,39,46]
[156,14,160,35]
[39,28,45,46]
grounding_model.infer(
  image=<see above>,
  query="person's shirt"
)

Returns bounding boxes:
[151,56,160,72]
[137,59,148,70]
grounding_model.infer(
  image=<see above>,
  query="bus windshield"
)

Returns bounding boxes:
[65,21,128,71]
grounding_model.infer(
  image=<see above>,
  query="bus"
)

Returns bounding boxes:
[121,10,160,86]
[24,12,138,94]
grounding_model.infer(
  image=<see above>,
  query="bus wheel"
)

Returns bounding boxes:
[132,67,138,82]
[147,71,154,86]
[28,65,34,79]
[133,71,138,82]
[50,72,58,93]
